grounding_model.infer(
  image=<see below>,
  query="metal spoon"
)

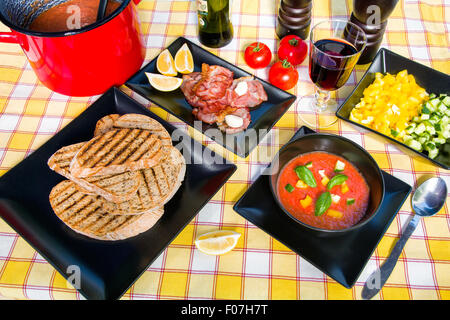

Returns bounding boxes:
[361,177,447,300]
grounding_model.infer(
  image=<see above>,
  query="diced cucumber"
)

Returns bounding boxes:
[346,198,355,205]
[430,98,441,108]
[405,123,416,134]
[285,184,294,192]
[434,123,442,132]
[438,103,447,114]
[422,103,432,114]
[414,123,426,135]
[418,136,427,145]
[406,139,422,151]
[425,125,436,135]
[420,114,430,120]
[433,137,446,145]
[442,96,450,106]
[334,160,345,172]
[428,148,439,159]
[305,161,313,169]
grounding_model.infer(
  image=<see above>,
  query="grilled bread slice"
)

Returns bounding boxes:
[48,143,142,203]
[101,146,186,215]
[49,180,164,241]
[69,128,163,178]
[94,113,173,159]
[113,114,172,146]
[94,114,120,136]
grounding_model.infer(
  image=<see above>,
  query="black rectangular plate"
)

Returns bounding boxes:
[125,36,297,158]
[233,126,412,288]
[336,48,450,170]
[0,87,236,300]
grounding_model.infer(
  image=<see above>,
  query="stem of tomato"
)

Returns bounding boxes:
[281,59,292,68]
[288,38,299,47]
[253,42,261,52]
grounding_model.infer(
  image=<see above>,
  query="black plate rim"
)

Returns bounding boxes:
[233,125,412,288]
[335,47,450,170]
[0,87,237,300]
[124,36,297,158]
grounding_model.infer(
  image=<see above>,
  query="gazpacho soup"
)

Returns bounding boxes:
[277,152,370,230]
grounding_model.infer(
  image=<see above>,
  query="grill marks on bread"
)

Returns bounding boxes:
[101,147,185,215]
[70,128,162,178]
[48,143,142,203]
[49,180,164,240]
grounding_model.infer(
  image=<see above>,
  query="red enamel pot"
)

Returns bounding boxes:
[0,0,145,96]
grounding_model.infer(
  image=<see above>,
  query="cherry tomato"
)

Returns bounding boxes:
[268,59,299,90]
[278,35,308,66]
[244,42,272,69]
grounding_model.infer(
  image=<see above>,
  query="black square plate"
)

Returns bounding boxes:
[336,48,450,170]
[125,37,297,158]
[233,126,412,288]
[0,87,236,300]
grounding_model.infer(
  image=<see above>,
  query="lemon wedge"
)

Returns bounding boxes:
[174,43,194,74]
[156,49,177,76]
[194,230,241,255]
[145,72,183,92]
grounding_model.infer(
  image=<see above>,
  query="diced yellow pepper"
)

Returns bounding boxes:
[341,182,349,194]
[296,180,308,189]
[300,195,312,208]
[321,176,329,186]
[327,209,343,219]
[349,70,428,142]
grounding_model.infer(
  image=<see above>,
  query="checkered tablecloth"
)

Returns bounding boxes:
[0,0,449,300]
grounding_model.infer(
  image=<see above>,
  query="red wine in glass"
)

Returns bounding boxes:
[309,38,358,91]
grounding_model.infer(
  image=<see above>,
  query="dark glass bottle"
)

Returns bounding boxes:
[197,0,233,48]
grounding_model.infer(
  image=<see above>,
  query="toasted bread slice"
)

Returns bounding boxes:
[113,114,172,146]
[94,113,173,159]
[94,114,120,136]
[101,146,186,215]
[48,143,142,203]
[69,128,163,178]
[49,180,164,240]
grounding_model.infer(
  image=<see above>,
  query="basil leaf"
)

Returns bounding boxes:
[294,166,317,188]
[315,191,331,216]
[327,174,348,190]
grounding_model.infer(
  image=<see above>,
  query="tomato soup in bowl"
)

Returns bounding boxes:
[269,133,384,233]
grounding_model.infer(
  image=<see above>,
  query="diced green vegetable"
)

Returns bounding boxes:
[398,93,449,160]
[285,184,294,192]
[346,198,355,205]
[442,96,450,106]
[305,161,313,169]
[406,139,422,151]
[414,123,426,135]
[391,129,399,137]
[334,160,346,172]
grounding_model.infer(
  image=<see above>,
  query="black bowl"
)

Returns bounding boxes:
[268,133,385,234]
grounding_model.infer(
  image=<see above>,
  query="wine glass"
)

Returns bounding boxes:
[298,19,367,128]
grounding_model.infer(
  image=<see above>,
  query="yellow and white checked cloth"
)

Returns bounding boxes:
[0,0,449,300]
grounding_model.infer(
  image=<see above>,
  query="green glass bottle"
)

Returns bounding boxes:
[197,0,234,48]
